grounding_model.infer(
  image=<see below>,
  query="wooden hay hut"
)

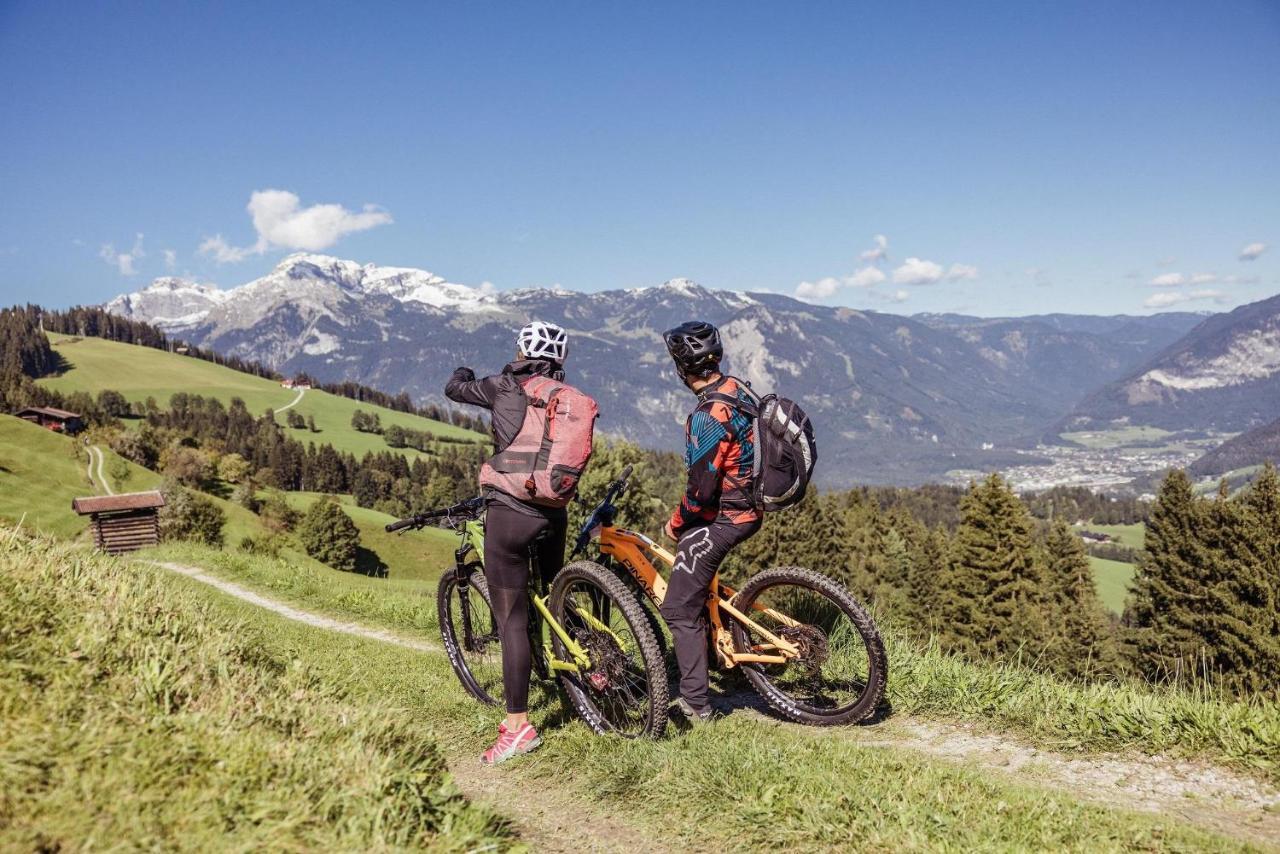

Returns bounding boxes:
[72,491,165,554]
[16,406,84,434]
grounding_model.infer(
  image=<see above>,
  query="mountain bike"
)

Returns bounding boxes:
[386,498,669,737]
[571,466,888,725]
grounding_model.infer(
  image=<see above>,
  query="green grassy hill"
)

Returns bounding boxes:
[1085,522,1145,549]
[0,416,445,585]
[1089,555,1136,614]
[280,491,458,583]
[0,531,507,851]
[106,535,1277,851]
[0,416,160,538]
[39,333,485,458]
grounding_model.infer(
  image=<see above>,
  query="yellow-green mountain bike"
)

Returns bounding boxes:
[387,497,670,737]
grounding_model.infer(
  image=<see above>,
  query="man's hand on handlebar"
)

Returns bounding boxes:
[662,520,677,543]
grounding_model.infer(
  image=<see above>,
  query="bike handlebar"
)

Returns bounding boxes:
[570,464,634,557]
[385,497,484,533]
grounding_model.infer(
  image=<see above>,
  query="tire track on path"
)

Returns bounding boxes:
[143,557,1280,850]
[86,446,114,495]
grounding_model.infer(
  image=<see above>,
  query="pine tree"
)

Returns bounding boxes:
[1124,469,1212,685]
[906,527,951,638]
[944,474,1047,663]
[1042,518,1119,679]
[1204,465,1280,696]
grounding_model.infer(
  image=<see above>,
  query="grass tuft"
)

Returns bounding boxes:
[0,531,510,851]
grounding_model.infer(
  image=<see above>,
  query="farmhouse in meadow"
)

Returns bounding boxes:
[15,406,84,435]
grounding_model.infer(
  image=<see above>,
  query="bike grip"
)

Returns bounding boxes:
[385,517,417,533]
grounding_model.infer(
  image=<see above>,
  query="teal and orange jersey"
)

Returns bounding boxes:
[669,375,761,535]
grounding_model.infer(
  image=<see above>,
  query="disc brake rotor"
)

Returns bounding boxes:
[575,628,629,692]
[778,624,829,679]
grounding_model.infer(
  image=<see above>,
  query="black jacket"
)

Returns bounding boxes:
[444,359,560,452]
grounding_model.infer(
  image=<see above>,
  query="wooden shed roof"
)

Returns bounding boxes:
[18,406,82,420]
[72,491,166,515]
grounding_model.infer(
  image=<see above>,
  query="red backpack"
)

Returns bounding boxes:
[480,375,598,508]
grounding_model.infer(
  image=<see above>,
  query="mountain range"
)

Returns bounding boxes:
[1058,293,1280,437]
[104,254,1278,486]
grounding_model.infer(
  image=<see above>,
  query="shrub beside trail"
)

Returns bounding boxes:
[0,530,510,851]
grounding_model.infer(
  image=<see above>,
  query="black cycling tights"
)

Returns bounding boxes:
[483,502,567,714]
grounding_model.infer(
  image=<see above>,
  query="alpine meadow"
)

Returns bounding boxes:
[2,3,1279,852]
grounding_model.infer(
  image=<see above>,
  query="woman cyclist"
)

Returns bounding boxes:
[445,320,571,764]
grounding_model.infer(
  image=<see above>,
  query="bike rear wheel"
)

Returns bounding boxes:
[549,561,669,738]
[730,566,886,726]
[438,563,503,707]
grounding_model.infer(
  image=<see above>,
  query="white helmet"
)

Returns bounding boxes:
[517,320,569,363]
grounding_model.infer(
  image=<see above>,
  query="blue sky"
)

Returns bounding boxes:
[1,1,1276,316]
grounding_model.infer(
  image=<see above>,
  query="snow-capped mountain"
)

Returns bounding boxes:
[105,254,1209,485]
[104,277,228,332]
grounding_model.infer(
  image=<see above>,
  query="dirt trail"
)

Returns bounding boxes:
[148,558,1280,849]
[150,562,437,652]
[273,387,306,414]
[85,446,114,496]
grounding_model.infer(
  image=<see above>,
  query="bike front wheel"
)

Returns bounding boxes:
[438,563,504,707]
[730,566,887,726]
[549,561,669,738]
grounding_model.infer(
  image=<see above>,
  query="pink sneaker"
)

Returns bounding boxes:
[481,722,542,765]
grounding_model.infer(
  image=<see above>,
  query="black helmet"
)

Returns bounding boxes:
[664,320,723,377]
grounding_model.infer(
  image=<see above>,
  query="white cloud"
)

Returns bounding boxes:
[795,277,842,300]
[947,263,979,281]
[99,233,145,276]
[1143,289,1229,309]
[1148,272,1186,287]
[1239,241,1267,261]
[477,281,498,296]
[200,189,394,263]
[849,266,887,288]
[163,249,177,270]
[889,289,909,303]
[892,257,945,285]
[794,265,885,301]
[858,234,888,263]
[1188,272,1217,285]
[198,234,255,264]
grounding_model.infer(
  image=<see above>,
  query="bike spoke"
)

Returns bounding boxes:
[738,583,872,714]
[560,578,653,735]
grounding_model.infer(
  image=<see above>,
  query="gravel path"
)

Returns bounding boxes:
[273,387,306,414]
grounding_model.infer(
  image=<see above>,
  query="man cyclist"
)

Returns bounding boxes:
[445,320,571,764]
[659,320,762,722]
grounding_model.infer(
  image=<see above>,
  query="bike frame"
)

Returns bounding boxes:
[596,526,801,667]
[451,515,618,676]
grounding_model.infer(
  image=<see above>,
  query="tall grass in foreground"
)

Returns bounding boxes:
[154,542,1280,782]
[0,531,511,851]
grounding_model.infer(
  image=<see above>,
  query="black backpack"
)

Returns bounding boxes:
[707,384,818,512]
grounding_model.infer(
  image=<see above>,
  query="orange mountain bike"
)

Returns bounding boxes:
[570,466,888,726]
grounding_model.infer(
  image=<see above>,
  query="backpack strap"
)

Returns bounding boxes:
[703,390,760,419]
[522,376,563,474]
[700,385,763,511]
